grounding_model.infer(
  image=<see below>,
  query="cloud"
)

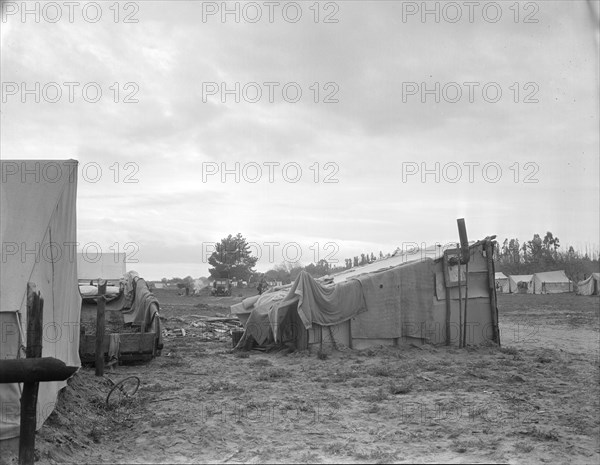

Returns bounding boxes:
[1,1,598,279]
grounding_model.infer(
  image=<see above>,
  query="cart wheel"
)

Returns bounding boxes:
[106,376,140,408]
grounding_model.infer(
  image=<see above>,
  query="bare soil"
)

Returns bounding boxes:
[2,290,599,464]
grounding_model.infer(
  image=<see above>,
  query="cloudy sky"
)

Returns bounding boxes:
[1,0,599,280]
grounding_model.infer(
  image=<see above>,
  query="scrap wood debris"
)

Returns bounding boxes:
[161,314,243,341]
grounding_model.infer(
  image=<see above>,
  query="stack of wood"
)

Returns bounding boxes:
[161,314,243,341]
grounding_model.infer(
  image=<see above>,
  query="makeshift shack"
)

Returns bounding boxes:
[231,238,500,351]
[576,273,600,296]
[0,159,81,440]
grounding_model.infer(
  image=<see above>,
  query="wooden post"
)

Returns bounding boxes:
[463,261,469,348]
[456,245,463,348]
[485,241,501,345]
[442,253,452,346]
[95,279,107,376]
[19,283,43,465]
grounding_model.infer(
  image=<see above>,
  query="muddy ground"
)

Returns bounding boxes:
[2,290,599,464]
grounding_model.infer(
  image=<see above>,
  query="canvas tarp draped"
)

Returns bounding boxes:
[0,160,81,440]
[81,277,162,346]
[577,273,600,295]
[237,271,366,346]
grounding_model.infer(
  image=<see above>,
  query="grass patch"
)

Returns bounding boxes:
[368,365,394,377]
[364,387,388,402]
[206,380,240,393]
[499,346,519,356]
[514,442,535,453]
[257,368,288,380]
[249,358,272,367]
[524,426,559,441]
[388,380,412,395]
[317,350,328,360]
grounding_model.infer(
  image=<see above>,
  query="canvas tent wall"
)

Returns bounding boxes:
[495,272,509,293]
[232,239,500,351]
[77,252,126,282]
[531,270,572,294]
[0,159,81,440]
[577,273,600,295]
[509,274,533,293]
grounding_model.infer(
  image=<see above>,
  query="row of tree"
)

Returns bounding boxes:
[496,231,599,282]
[159,232,598,287]
[205,233,389,283]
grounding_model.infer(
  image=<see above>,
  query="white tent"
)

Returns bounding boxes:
[577,273,600,295]
[77,252,126,282]
[509,274,533,293]
[0,160,81,440]
[494,272,509,293]
[531,270,572,294]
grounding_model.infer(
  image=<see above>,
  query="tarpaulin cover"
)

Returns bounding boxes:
[288,270,366,329]
[0,160,81,440]
[351,259,434,339]
[80,277,163,348]
[238,271,366,346]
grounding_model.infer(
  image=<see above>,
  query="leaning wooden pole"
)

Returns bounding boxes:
[463,261,469,348]
[95,279,107,376]
[485,240,501,345]
[19,283,43,465]
[442,252,452,346]
[456,245,463,348]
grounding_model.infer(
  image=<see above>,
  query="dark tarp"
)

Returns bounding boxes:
[238,271,367,346]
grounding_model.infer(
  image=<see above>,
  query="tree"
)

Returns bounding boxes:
[208,233,258,281]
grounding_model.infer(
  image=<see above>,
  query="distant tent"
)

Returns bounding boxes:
[77,252,126,283]
[531,270,572,294]
[494,272,509,293]
[193,278,206,293]
[232,240,500,351]
[1,160,81,441]
[509,275,533,294]
[576,273,600,296]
